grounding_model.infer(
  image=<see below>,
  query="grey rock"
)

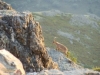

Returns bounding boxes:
[46,47,82,71]
[0,1,58,72]
[33,69,100,75]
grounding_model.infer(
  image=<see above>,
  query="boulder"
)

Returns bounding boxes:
[0,49,25,75]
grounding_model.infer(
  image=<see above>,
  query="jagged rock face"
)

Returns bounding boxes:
[0,0,58,72]
[0,0,13,10]
[0,10,58,72]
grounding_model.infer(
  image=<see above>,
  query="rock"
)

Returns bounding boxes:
[26,72,37,75]
[63,69,100,75]
[38,69,64,75]
[46,47,82,71]
[0,0,58,72]
[29,69,100,75]
[0,49,25,75]
[46,48,100,75]
[0,0,13,10]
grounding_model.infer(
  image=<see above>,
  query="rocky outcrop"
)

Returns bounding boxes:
[0,49,25,75]
[46,47,82,71]
[0,1,58,72]
[26,47,100,75]
[0,0,13,10]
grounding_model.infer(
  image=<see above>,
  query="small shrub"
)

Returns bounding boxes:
[66,51,77,63]
[93,67,100,72]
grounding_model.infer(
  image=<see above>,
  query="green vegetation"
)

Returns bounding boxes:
[67,51,77,63]
[93,67,100,72]
[33,13,100,69]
